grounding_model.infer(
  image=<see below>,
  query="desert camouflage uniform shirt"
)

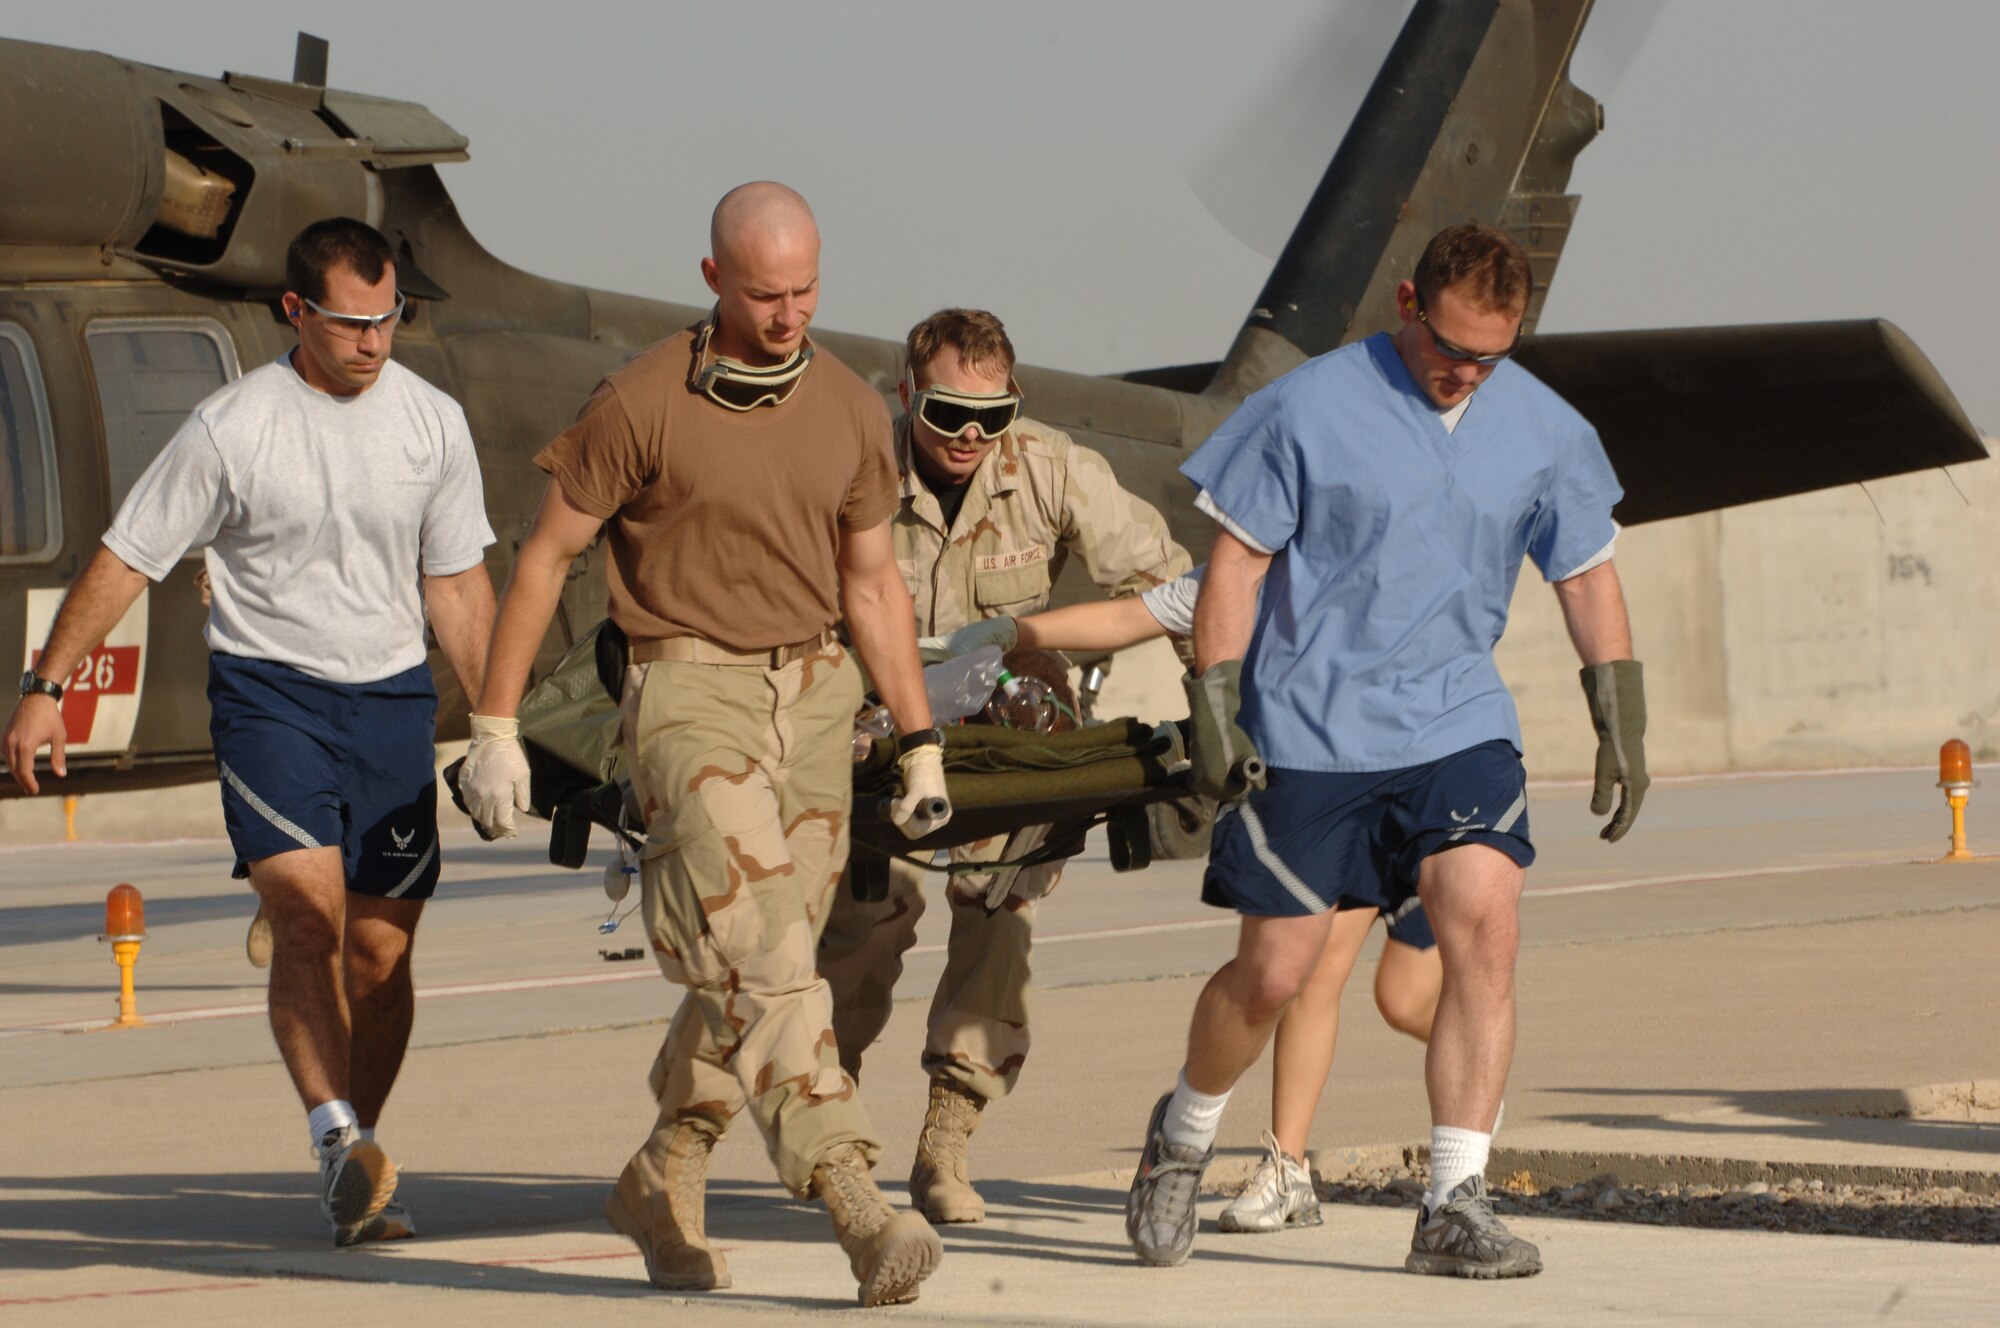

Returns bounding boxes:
[892,414,1191,630]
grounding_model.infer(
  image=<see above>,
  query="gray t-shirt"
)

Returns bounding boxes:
[104,354,495,684]
[1140,565,1204,637]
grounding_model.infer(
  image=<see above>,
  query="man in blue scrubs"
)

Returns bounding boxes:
[1126,223,1647,1278]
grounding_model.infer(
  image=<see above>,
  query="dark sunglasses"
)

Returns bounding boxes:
[1415,289,1521,365]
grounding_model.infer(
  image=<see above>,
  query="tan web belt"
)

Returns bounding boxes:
[629,628,838,668]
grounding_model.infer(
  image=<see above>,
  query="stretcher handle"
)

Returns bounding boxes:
[869,794,950,823]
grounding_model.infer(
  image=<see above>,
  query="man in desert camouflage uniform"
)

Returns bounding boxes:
[818,307,1191,1225]
[461,184,952,1307]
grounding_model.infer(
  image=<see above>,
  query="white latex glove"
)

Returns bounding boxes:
[890,743,952,840]
[461,714,533,840]
[916,616,1020,662]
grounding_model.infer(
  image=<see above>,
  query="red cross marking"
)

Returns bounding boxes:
[31,645,141,746]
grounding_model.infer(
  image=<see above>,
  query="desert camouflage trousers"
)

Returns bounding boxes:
[820,824,1062,1101]
[622,643,877,1197]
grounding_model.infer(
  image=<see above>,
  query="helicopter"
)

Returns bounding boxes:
[0,0,1983,807]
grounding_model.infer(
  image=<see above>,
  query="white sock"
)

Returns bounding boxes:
[1428,1126,1491,1209]
[1162,1069,1230,1152]
[307,1099,358,1152]
[358,1127,377,1143]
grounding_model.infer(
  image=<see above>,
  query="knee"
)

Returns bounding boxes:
[1433,902,1519,970]
[1231,965,1308,1024]
[1375,982,1436,1041]
[269,899,342,963]
[347,947,410,1001]
[344,928,414,996]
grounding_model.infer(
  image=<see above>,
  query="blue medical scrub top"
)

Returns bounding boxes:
[1180,333,1622,773]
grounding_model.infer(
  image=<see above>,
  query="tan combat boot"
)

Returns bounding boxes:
[812,1142,943,1306]
[604,1120,730,1290]
[910,1076,986,1223]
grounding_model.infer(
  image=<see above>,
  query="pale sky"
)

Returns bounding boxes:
[8,0,1997,432]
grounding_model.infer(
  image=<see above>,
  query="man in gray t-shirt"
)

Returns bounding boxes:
[4,218,496,1248]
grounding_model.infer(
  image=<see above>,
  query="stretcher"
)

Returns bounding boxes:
[443,622,1216,895]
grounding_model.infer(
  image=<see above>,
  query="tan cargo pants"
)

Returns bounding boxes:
[622,641,876,1197]
[820,824,1061,1101]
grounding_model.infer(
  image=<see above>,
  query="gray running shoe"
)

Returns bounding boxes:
[1405,1175,1542,1279]
[317,1127,398,1245]
[1218,1132,1320,1233]
[1125,1091,1213,1267]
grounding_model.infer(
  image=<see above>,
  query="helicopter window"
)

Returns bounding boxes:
[0,324,60,564]
[85,319,241,522]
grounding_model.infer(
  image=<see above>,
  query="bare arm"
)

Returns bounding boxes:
[1191,529,1272,673]
[839,520,934,736]
[422,562,498,706]
[1550,560,1633,666]
[1017,595,1170,653]
[4,545,151,793]
[476,480,603,718]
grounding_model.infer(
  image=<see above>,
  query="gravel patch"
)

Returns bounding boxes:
[1317,1163,2000,1244]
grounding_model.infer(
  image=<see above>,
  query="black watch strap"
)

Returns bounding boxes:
[19,669,63,703]
[896,726,944,756]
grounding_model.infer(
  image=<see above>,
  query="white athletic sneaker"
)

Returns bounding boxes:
[245,906,273,969]
[317,1125,398,1247]
[1218,1133,1321,1233]
[336,1200,416,1248]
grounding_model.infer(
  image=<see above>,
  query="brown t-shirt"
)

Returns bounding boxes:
[534,325,898,650]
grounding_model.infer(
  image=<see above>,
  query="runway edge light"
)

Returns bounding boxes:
[98,883,147,1029]
[1936,739,1976,861]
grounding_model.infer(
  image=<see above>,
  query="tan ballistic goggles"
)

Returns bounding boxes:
[688,317,814,411]
[299,292,405,341]
[908,370,1023,440]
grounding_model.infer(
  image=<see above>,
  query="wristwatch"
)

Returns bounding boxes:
[18,669,63,702]
[896,726,945,755]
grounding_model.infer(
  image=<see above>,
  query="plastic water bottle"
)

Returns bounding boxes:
[923,644,1006,723]
[984,670,1058,732]
[852,704,894,761]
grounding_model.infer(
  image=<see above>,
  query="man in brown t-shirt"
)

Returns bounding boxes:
[461,182,951,1308]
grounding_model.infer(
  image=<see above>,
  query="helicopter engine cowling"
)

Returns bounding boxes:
[0,43,165,250]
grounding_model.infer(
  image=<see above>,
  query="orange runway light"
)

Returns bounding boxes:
[99,883,148,1029]
[1936,739,1977,862]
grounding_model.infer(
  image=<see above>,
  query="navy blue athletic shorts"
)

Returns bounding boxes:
[208,653,442,900]
[1382,897,1436,951]
[1203,739,1533,923]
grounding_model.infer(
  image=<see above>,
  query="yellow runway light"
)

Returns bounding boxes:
[98,883,147,1029]
[1936,739,1977,862]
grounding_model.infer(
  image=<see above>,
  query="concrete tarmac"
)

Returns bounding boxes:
[3,766,1998,1323]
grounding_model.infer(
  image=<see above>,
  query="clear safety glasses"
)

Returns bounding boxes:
[1415,289,1520,365]
[688,317,814,411]
[299,293,405,341]
[910,376,1023,441]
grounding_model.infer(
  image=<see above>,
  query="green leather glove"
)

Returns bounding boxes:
[1581,659,1648,842]
[1183,660,1267,803]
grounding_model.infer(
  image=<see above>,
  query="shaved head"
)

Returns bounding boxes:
[702,182,823,365]
[710,181,818,265]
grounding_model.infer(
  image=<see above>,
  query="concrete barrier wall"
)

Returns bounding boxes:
[1500,452,1999,777]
